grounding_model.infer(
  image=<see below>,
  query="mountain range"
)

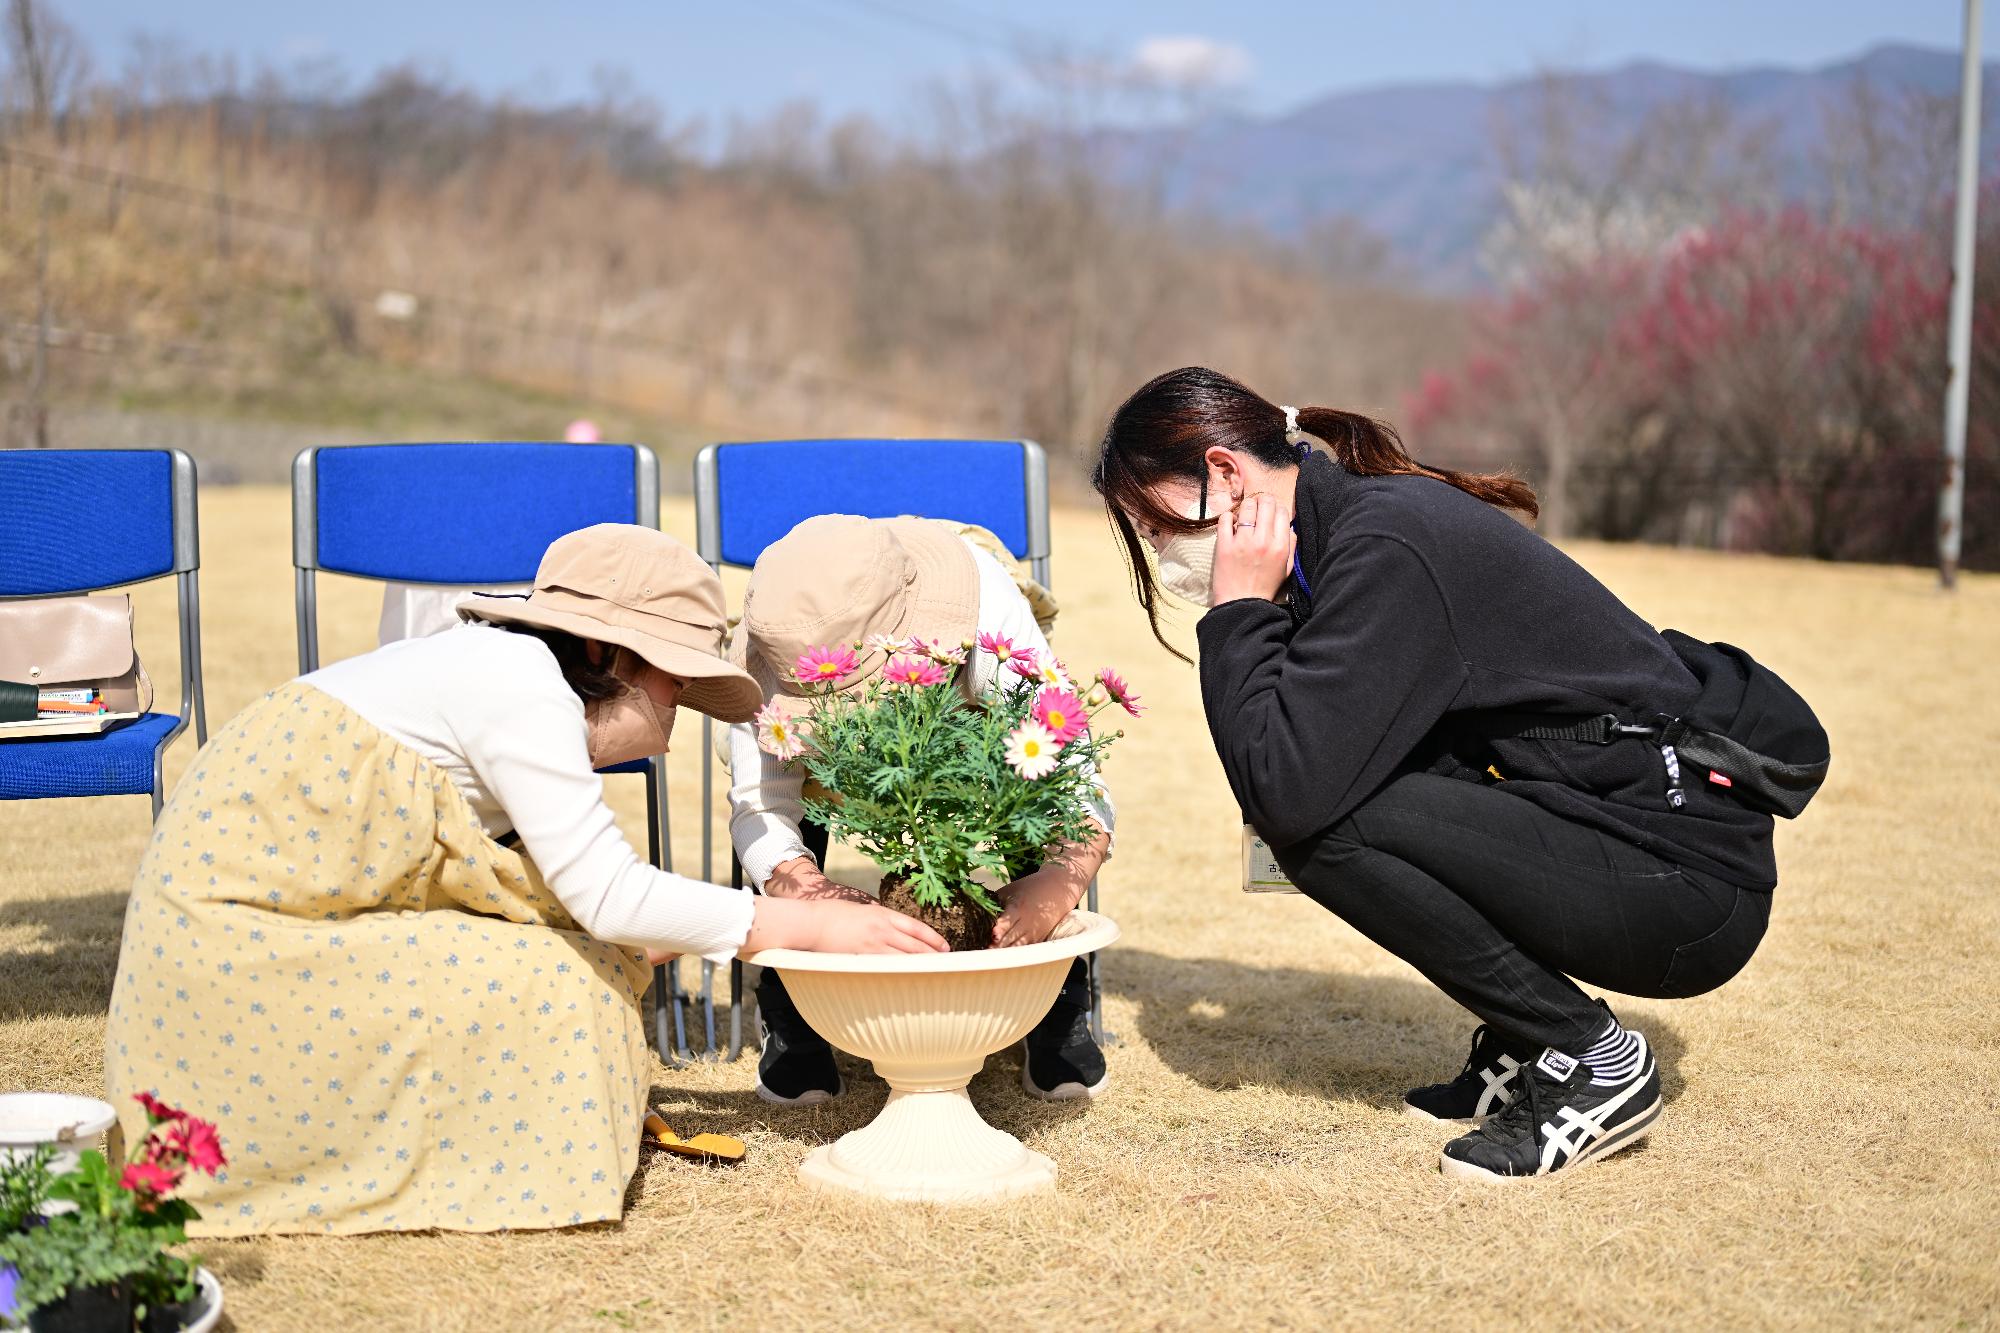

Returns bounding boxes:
[1092,43,1997,287]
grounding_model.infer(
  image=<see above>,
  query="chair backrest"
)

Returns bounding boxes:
[0,448,198,597]
[291,442,659,671]
[0,447,206,761]
[692,438,1050,585]
[689,437,1051,887]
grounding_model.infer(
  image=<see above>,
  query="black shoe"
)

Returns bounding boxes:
[1403,1024,1537,1125]
[1439,1040,1662,1181]
[1021,959,1107,1102]
[753,972,841,1107]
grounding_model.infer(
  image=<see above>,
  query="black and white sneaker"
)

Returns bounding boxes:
[1020,959,1108,1102]
[1403,1024,1536,1125]
[1439,1042,1662,1181]
[753,974,842,1107]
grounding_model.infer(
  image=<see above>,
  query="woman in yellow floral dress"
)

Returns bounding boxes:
[103,525,945,1235]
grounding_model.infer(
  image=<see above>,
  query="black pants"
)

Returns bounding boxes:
[1273,772,1771,1055]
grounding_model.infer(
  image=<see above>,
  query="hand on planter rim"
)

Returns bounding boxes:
[743,895,947,955]
[993,826,1110,947]
[992,866,1081,947]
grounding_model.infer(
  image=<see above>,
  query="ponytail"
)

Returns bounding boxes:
[1294,405,1539,520]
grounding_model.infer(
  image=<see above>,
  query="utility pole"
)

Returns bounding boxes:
[1941,0,1984,589]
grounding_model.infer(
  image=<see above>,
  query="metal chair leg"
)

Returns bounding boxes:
[651,964,682,1068]
[699,959,719,1059]
[727,854,747,1061]
[668,959,691,1056]
[1085,876,1113,1045]
[642,760,694,1065]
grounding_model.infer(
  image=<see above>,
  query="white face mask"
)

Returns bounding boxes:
[1154,498,1218,606]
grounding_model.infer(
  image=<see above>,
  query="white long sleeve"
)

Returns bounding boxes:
[727,541,1115,890]
[728,720,813,889]
[305,625,755,963]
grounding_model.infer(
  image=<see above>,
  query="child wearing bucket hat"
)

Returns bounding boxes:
[104,524,943,1239]
[727,514,1117,1108]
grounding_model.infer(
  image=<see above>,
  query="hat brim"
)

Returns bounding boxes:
[732,518,979,720]
[460,596,765,724]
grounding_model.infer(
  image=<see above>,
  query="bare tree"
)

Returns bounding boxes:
[5,0,89,135]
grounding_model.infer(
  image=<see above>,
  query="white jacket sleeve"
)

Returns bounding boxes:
[727,720,813,890]
[451,654,754,964]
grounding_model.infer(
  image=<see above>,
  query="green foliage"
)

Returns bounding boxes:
[791,647,1121,913]
[4,1132,209,1323]
[0,1147,55,1236]
[0,1207,157,1316]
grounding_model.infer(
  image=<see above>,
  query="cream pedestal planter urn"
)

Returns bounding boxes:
[748,910,1118,1204]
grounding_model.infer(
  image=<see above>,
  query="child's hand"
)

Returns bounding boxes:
[993,866,1084,947]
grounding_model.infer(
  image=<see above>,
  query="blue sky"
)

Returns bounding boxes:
[62,1,1996,132]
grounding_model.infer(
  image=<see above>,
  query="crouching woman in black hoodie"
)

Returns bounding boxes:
[1094,366,1791,1182]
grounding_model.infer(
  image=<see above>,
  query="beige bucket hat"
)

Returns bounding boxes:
[458,523,764,723]
[733,515,979,718]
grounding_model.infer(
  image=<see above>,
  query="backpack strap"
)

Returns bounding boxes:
[1474,711,1687,811]
[1477,712,1661,745]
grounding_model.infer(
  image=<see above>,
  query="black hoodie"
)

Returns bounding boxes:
[1195,452,1776,889]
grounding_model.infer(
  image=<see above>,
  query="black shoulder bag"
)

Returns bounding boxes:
[1485,632,1830,819]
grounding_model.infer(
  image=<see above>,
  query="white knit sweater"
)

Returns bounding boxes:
[305,623,754,963]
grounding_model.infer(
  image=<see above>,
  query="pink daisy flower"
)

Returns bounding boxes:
[1003,722,1060,780]
[1006,647,1042,679]
[793,644,860,686]
[1098,667,1144,716]
[977,632,1020,663]
[883,654,949,688]
[863,632,907,657]
[1032,686,1088,745]
[755,700,810,761]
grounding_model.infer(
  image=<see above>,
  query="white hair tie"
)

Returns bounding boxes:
[1280,404,1305,446]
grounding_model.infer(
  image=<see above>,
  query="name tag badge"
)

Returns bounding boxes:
[1242,826,1299,893]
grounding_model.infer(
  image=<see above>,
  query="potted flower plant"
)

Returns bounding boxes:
[0,1096,225,1333]
[758,633,1139,949]
[744,635,1129,1203]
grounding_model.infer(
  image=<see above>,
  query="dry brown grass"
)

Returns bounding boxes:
[3,487,1997,1331]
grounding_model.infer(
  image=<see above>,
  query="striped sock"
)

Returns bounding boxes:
[1578,1016,1645,1086]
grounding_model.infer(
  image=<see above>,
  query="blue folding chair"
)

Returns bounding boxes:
[289,442,696,1062]
[0,448,208,820]
[690,438,1106,1061]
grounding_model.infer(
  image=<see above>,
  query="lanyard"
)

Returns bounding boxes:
[1291,536,1311,601]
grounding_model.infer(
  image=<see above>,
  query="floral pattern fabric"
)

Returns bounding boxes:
[104,683,654,1236]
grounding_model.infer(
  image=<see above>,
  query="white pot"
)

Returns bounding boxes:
[178,1267,225,1333]
[748,909,1119,1204]
[0,1093,117,1177]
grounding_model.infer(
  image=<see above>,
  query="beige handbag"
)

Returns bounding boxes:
[0,594,154,719]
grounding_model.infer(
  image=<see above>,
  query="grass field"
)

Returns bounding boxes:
[3,486,1997,1331]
